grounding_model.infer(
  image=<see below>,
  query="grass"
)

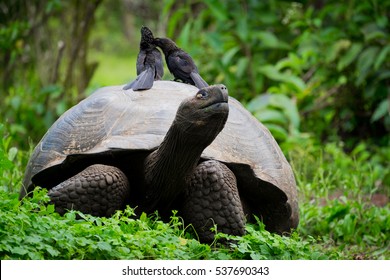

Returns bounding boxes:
[0,189,340,260]
[87,49,173,94]
[0,125,389,260]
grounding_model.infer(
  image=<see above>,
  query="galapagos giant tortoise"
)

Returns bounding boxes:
[20,81,298,242]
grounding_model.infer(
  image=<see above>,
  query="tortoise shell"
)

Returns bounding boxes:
[21,81,298,233]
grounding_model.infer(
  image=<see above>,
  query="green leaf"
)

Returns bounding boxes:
[28,251,43,260]
[162,0,175,16]
[256,31,290,50]
[178,21,192,49]
[76,237,90,246]
[365,31,386,42]
[342,214,356,239]
[46,247,60,257]
[237,17,248,42]
[270,95,300,129]
[221,46,240,66]
[246,94,271,112]
[0,155,13,169]
[258,65,305,92]
[205,32,223,53]
[40,85,62,98]
[327,39,351,63]
[276,53,304,72]
[11,246,29,256]
[374,45,390,71]
[204,0,228,21]
[7,147,18,161]
[97,241,112,251]
[254,109,288,125]
[236,57,249,78]
[166,8,188,38]
[55,102,67,116]
[377,70,390,81]
[285,76,306,93]
[117,246,130,255]
[140,212,148,222]
[361,23,386,42]
[25,235,42,244]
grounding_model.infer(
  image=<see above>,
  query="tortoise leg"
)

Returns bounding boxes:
[48,164,130,217]
[182,160,246,243]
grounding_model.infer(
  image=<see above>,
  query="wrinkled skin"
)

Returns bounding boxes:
[123,26,164,91]
[44,85,245,242]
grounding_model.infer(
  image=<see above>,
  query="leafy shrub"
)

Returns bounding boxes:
[0,124,26,192]
[1,84,66,150]
[219,218,342,260]
[0,122,388,260]
[289,141,390,198]
[289,140,390,259]
[286,1,390,147]
[1,0,389,261]
[1,188,199,260]
[246,93,302,143]
[300,198,390,259]
[0,1,102,149]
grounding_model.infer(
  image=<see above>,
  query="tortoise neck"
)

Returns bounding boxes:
[161,41,179,57]
[143,121,206,210]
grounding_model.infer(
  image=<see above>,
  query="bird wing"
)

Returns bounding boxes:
[136,51,148,75]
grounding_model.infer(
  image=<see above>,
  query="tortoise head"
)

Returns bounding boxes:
[153,37,179,55]
[174,84,229,144]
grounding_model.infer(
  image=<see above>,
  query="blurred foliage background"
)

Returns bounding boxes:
[1,0,389,151]
[0,0,389,259]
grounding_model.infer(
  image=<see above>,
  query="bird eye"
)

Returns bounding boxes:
[196,90,208,99]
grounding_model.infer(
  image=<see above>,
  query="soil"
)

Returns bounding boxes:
[370,193,389,207]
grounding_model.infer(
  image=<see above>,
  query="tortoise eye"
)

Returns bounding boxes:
[196,90,208,99]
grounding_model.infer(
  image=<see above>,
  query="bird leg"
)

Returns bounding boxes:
[48,164,130,217]
[182,160,246,243]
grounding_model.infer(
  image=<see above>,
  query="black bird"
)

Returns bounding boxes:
[154,37,209,89]
[123,26,164,91]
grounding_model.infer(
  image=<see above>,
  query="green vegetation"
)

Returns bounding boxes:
[0,0,388,260]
